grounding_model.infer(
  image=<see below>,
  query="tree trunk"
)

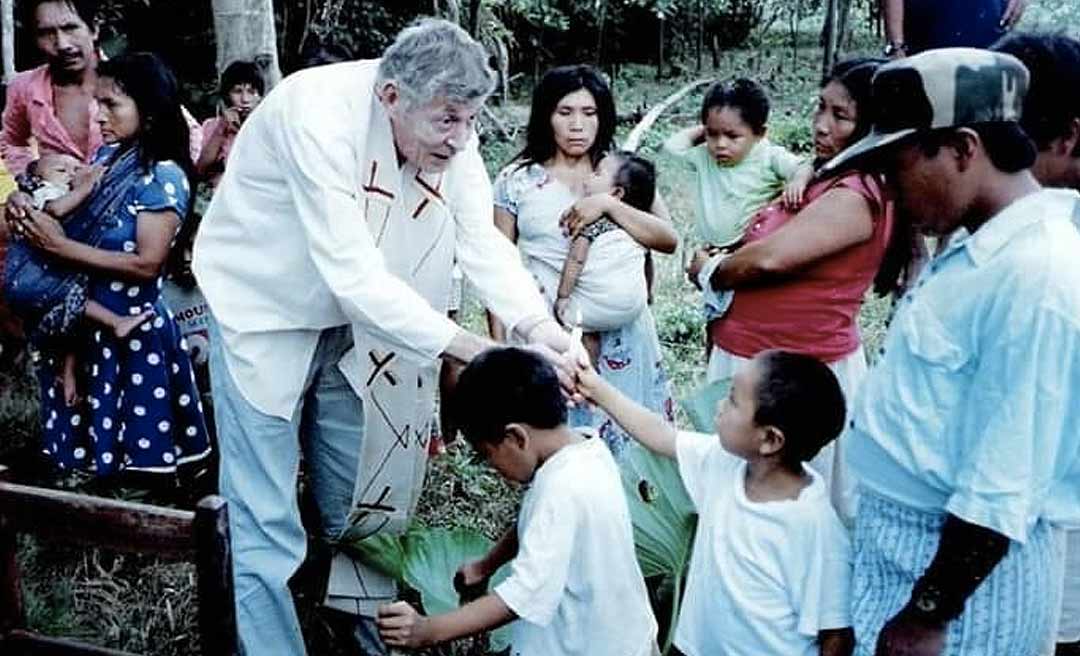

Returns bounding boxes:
[837,0,854,50]
[1,0,14,83]
[656,15,665,81]
[822,0,839,78]
[468,0,482,38]
[211,0,281,88]
[696,0,704,73]
[595,0,607,67]
[441,0,461,24]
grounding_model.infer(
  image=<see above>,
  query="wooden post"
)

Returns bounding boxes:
[211,0,281,88]
[1,0,14,84]
[194,496,238,656]
[822,0,840,78]
[696,0,704,73]
[0,466,25,636]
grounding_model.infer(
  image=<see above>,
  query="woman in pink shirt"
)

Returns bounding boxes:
[195,61,264,190]
[687,57,912,521]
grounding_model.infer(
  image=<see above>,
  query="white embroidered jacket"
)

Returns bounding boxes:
[193,60,548,420]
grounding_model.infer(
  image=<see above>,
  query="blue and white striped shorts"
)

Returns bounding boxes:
[852,491,1064,656]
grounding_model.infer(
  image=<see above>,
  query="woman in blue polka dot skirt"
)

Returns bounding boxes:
[10,53,211,483]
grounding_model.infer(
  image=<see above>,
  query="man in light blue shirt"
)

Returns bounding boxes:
[822,49,1080,656]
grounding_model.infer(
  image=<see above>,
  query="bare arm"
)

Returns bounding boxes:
[819,628,855,656]
[377,594,516,648]
[18,207,179,281]
[884,0,905,53]
[705,187,875,290]
[563,192,678,254]
[555,235,590,322]
[195,113,238,177]
[576,363,677,458]
[43,165,104,219]
[605,192,678,253]
[662,124,706,155]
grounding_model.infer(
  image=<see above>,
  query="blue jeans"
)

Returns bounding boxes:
[208,319,386,655]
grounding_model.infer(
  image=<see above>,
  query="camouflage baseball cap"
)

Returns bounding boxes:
[820,48,1030,174]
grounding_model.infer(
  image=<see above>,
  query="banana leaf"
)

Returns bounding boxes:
[678,377,732,433]
[339,526,513,652]
[620,443,698,654]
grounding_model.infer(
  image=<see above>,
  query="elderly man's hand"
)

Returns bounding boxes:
[874,610,947,656]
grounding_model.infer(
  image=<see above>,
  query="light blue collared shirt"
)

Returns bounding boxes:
[848,188,1080,543]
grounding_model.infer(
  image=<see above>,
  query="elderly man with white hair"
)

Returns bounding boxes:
[193,18,570,655]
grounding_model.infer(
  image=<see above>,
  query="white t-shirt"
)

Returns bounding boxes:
[674,431,851,656]
[494,437,658,656]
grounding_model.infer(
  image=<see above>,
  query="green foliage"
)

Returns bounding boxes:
[679,377,731,434]
[620,445,696,653]
[339,526,513,652]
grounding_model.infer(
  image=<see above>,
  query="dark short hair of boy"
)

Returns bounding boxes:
[700,77,769,135]
[22,0,99,30]
[753,350,845,470]
[609,151,656,213]
[452,347,567,448]
[992,32,1080,154]
[220,60,266,98]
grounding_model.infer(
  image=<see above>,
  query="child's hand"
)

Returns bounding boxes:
[377,601,432,648]
[454,559,491,602]
[221,108,243,134]
[553,297,572,328]
[686,246,720,290]
[782,165,814,210]
[72,164,105,191]
[574,357,609,405]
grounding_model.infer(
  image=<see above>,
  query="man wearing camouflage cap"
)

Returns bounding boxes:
[824,49,1080,655]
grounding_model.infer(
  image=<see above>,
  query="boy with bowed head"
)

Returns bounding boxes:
[378,346,659,656]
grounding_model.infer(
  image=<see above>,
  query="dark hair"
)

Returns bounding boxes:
[912,122,1037,173]
[96,52,193,179]
[608,151,656,212]
[515,65,616,168]
[821,56,888,149]
[452,347,567,448]
[700,78,769,135]
[219,60,265,99]
[818,57,907,297]
[752,350,846,472]
[21,0,99,30]
[992,32,1080,155]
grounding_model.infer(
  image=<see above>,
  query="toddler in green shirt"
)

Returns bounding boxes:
[664,78,812,250]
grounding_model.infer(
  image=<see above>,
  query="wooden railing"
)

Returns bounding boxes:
[0,465,237,655]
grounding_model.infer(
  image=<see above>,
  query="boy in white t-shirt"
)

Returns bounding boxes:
[577,349,854,656]
[377,347,658,656]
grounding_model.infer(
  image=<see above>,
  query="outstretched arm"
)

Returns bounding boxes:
[576,362,677,458]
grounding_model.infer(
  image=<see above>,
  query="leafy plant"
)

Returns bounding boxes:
[339,526,513,652]
[620,444,697,653]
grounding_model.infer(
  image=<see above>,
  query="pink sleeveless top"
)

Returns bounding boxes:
[709,171,894,362]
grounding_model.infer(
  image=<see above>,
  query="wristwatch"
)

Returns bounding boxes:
[883,41,908,57]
